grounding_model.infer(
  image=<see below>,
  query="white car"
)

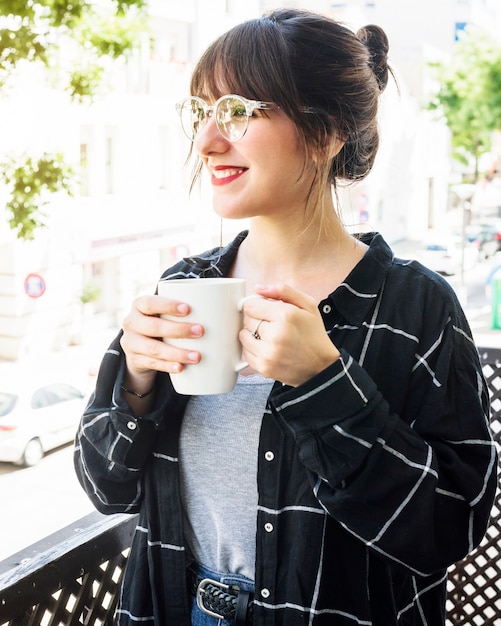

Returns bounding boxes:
[417,237,479,276]
[0,382,87,466]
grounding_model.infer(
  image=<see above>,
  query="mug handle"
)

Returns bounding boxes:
[237,294,263,310]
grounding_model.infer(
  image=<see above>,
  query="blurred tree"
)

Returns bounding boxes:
[0,0,148,239]
[427,29,501,182]
[0,152,74,240]
[0,0,148,99]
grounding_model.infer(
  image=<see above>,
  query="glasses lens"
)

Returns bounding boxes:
[180,98,206,140]
[216,96,248,141]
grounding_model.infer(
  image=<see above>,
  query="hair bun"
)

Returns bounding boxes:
[357,24,390,92]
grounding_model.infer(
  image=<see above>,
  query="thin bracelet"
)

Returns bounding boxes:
[121,384,155,399]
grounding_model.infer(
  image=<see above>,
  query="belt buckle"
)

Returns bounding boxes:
[196,577,233,619]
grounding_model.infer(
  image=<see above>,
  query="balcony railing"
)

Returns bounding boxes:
[0,348,500,626]
[0,511,137,625]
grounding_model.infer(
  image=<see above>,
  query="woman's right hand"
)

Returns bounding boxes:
[120,294,204,391]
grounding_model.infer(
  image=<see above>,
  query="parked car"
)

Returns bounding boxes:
[417,235,479,276]
[465,225,499,259]
[480,222,501,251]
[0,382,87,466]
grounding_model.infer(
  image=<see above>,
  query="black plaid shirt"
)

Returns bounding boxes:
[74,232,497,625]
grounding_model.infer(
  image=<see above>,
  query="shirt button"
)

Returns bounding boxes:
[126,421,137,430]
[264,522,274,533]
[322,304,332,314]
[261,588,270,599]
[264,451,274,461]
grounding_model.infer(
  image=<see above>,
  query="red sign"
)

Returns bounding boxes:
[24,273,46,299]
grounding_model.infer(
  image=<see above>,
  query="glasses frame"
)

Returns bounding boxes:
[175,94,278,142]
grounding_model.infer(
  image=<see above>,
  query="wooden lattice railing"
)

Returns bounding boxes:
[446,347,501,625]
[0,348,500,626]
[0,511,137,625]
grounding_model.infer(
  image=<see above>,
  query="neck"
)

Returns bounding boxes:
[230,205,366,298]
[248,217,343,263]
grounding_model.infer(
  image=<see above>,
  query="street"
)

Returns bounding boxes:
[0,330,112,562]
[1,250,501,563]
[0,444,95,560]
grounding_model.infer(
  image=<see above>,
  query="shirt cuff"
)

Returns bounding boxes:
[269,349,383,435]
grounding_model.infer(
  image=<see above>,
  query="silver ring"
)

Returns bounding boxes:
[251,319,264,340]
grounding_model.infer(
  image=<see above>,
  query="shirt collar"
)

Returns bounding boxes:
[184,231,248,277]
[330,232,394,325]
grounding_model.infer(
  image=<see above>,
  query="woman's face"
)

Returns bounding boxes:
[193,97,316,223]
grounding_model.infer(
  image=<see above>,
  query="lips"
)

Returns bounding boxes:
[210,166,248,186]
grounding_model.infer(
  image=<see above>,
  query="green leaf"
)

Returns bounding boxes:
[1,152,75,240]
[425,29,501,179]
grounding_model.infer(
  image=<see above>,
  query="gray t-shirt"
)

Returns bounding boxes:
[179,373,274,579]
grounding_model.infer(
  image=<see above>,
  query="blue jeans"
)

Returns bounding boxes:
[189,562,255,626]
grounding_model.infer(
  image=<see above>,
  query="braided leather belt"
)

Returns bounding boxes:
[188,570,254,624]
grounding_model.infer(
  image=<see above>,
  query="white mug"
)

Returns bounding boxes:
[158,277,248,395]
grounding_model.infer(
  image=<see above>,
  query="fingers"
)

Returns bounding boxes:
[254,283,317,311]
[121,294,204,377]
[123,296,203,341]
[240,283,340,386]
[242,283,317,323]
[241,284,315,332]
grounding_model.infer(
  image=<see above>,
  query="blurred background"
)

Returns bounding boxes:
[0,0,501,559]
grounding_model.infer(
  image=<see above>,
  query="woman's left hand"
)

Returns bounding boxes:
[240,284,340,387]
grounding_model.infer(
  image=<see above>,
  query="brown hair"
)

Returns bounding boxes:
[187,9,391,214]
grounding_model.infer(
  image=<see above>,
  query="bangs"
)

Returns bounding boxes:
[190,18,301,115]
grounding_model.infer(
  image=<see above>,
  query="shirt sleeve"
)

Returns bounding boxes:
[268,310,498,576]
[73,332,187,514]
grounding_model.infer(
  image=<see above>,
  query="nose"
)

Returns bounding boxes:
[194,115,230,155]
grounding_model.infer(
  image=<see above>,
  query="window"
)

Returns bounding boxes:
[0,393,17,417]
[31,384,83,409]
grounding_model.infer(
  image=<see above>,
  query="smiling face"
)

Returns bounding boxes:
[186,19,328,224]
[193,99,316,222]
[185,10,387,214]
[184,12,378,229]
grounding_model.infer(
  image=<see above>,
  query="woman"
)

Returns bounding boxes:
[74,9,497,625]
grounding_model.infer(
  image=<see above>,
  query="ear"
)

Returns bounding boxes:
[327,136,345,160]
[308,134,345,166]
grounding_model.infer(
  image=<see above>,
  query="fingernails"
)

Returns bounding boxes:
[191,324,203,336]
[188,352,200,362]
[177,303,189,314]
